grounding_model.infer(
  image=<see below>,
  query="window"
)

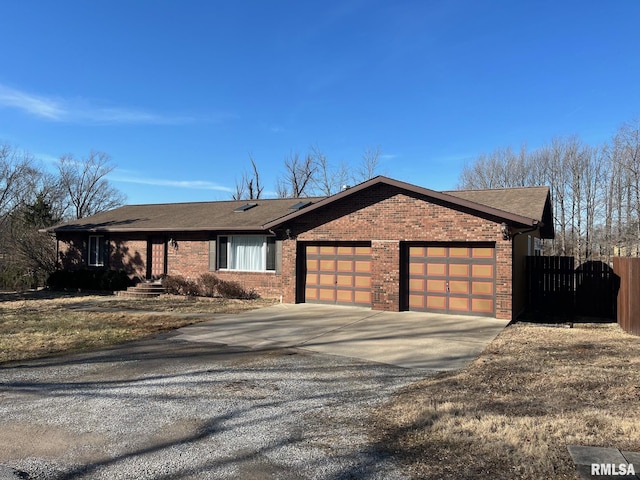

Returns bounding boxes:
[218,235,276,272]
[88,235,105,266]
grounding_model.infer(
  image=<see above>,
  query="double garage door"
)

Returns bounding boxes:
[303,242,496,317]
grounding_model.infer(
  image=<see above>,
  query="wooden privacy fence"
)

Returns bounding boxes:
[526,256,619,320]
[612,257,640,336]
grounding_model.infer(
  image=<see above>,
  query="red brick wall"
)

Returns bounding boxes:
[166,232,282,298]
[282,184,514,319]
[57,233,87,269]
[109,235,147,278]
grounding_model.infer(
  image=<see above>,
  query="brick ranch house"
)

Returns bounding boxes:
[48,176,553,320]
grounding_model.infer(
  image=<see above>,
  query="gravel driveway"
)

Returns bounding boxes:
[0,333,425,479]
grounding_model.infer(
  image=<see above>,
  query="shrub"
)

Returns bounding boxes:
[46,269,132,291]
[162,275,201,296]
[216,279,259,300]
[199,273,220,297]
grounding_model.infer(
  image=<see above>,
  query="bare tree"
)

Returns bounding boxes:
[276,152,317,198]
[0,144,39,218]
[57,151,126,219]
[612,119,640,256]
[233,154,264,200]
[352,146,382,184]
[311,145,349,196]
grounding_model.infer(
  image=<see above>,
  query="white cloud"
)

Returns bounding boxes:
[111,173,234,193]
[0,83,198,125]
[0,84,66,120]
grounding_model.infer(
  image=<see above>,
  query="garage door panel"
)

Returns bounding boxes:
[426,263,446,276]
[319,274,334,286]
[355,260,372,273]
[319,288,336,302]
[472,264,494,278]
[472,281,493,295]
[472,298,494,313]
[305,243,372,307]
[427,246,447,257]
[320,260,336,271]
[449,280,469,294]
[449,297,470,311]
[409,294,425,309]
[472,247,494,258]
[449,247,469,258]
[426,296,447,310]
[449,264,470,277]
[354,291,372,304]
[410,263,425,275]
[355,246,372,255]
[426,279,447,293]
[336,290,353,303]
[337,260,353,271]
[409,278,425,291]
[408,243,495,317]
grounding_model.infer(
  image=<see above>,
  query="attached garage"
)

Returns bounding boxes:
[303,243,372,306]
[52,176,554,321]
[407,243,496,317]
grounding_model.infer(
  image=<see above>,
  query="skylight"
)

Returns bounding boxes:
[289,201,312,211]
[233,203,258,212]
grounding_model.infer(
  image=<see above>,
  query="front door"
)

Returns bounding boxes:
[147,237,166,278]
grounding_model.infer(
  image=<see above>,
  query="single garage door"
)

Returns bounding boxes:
[304,243,372,306]
[408,244,495,317]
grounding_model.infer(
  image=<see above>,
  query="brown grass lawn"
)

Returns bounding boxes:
[0,290,277,363]
[373,322,640,479]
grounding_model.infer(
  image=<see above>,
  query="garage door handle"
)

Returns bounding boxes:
[446,281,449,293]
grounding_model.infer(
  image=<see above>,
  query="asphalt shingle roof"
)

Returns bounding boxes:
[49,177,552,235]
[50,197,325,232]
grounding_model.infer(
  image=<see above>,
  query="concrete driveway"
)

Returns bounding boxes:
[0,304,509,479]
[175,303,509,371]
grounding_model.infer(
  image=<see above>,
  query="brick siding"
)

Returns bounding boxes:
[57,183,515,319]
[281,184,513,319]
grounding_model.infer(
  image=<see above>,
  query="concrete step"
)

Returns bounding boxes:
[116,283,166,298]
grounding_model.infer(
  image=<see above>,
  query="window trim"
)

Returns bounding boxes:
[217,235,276,273]
[88,235,105,267]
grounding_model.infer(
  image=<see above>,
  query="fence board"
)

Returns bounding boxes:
[526,256,575,317]
[613,257,640,336]
[526,256,618,320]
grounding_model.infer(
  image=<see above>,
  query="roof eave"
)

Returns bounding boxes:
[53,226,271,234]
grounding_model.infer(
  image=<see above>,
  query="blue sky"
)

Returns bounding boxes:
[1,1,639,205]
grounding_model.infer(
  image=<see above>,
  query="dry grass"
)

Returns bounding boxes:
[374,322,640,480]
[0,290,277,363]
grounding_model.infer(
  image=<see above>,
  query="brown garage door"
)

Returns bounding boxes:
[304,244,372,306]
[408,244,495,317]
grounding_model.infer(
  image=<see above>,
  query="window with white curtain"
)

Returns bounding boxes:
[88,235,105,266]
[218,235,275,272]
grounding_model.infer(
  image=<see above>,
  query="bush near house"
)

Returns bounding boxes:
[47,269,132,292]
[163,274,258,300]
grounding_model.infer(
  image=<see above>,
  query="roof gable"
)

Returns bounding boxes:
[263,176,550,233]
